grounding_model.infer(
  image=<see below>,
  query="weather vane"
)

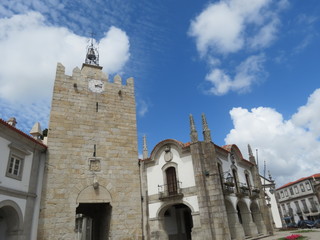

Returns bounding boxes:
[85,32,99,66]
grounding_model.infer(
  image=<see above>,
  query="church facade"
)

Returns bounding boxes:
[140,115,274,240]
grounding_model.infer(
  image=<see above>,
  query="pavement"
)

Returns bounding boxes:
[260,229,320,240]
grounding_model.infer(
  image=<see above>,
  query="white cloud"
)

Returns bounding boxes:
[189,0,287,95]
[292,89,320,136]
[0,11,130,131]
[205,54,265,95]
[225,89,320,187]
[0,12,130,103]
[137,99,149,117]
[99,27,130,74]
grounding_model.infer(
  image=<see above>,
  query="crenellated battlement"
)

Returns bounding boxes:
[55,62,134,89]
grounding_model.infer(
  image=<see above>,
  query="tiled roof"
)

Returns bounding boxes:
[277,173,320,190]
[0,118,47,148]
[141,139,253,166]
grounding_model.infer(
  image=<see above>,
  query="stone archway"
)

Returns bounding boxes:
[163,204,193,240]
[0,200,23,240]
[250,202,267,235]
[75,185,113,240]
[237,201,258,238]
[225,199,245,240]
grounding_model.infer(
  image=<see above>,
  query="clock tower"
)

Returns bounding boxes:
[38,41,142,239]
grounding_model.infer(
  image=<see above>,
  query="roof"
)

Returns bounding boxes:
[277,173,320,190]
[0,118,47,149]
[142,139,253,166]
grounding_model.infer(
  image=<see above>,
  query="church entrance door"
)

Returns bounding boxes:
[164,204,193,240]
[75,203,111,240]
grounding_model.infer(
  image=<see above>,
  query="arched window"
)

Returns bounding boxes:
[245,172,252,195]
[232,169,239,192]
[166,167,177,195]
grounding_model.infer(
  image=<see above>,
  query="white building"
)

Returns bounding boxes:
[276,173,320,226]
[260,175,282,228]
[0,118,47,240]
[140,114,274,240]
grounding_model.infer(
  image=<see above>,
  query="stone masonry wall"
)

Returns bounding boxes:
[38,63,142,239]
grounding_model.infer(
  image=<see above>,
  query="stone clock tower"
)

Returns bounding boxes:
[38,42,142,239]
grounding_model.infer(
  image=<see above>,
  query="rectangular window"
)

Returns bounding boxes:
[301,199,309,213]
[300,183,305,192]
[289,187,294,195]
[6,143,29,181]
[295,201,301,213]
[281,191,284,198]
[309,198,317,212]
[285,189,289,197]
[294,185,299,194]
[306,181,311,190]
[6,154,23,180]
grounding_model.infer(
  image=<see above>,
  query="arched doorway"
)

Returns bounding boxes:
[75,203,112,240]
[250,202,266,235]
[237,201,258,238]
[163,204,193,240]
[0,201,23,240]
[225,200,245,240]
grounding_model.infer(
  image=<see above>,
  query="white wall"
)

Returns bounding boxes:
[147,146,198,219]
[0,136,33,192]
[147,148,195,196]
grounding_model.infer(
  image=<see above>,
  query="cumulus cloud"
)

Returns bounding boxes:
[225,89,320,187]
[189,0,287,95]
[0,12,130,131]
[137,99,149,117]
[99,27,130,74]
[0,12,130,103]
[205,54,265,95]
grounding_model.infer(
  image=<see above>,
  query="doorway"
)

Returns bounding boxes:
[76,203,111,240]
[164,204,193,240]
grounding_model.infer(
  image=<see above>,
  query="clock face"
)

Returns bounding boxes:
[88,79,104,93]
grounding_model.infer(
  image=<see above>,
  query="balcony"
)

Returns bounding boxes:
[158,181,183,201]
[303,208,310,214]
[223,182,235,195]
[310,206,318,213]
[250,188,260,200]
[296,208,302,214]
[236,184,250,198]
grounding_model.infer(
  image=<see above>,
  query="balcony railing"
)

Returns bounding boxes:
[310,206,318,213]
[296,208,302,214]
[250,188,260,199]
[236,183,250,198]
[223,183,235,195]
[158,181,183,200]
[303,208,310,214]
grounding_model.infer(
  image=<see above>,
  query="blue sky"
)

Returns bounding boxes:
[0,0,319,187]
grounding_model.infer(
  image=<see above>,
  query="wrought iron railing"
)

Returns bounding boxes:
[303,207,310,214]
[158,181,183,199]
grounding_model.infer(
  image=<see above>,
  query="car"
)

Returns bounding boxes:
[286,222,298,228]
[297,220,314,228]
[312,219,320,228]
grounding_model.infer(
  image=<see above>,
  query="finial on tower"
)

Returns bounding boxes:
[189,114,198,143]
[143,135,148,159]
[85,33,99,66]
[248,144,253,157]
[201,113,212,142]
[248,144,257,164]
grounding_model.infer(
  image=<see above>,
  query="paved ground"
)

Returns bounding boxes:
[260,229,320,240]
